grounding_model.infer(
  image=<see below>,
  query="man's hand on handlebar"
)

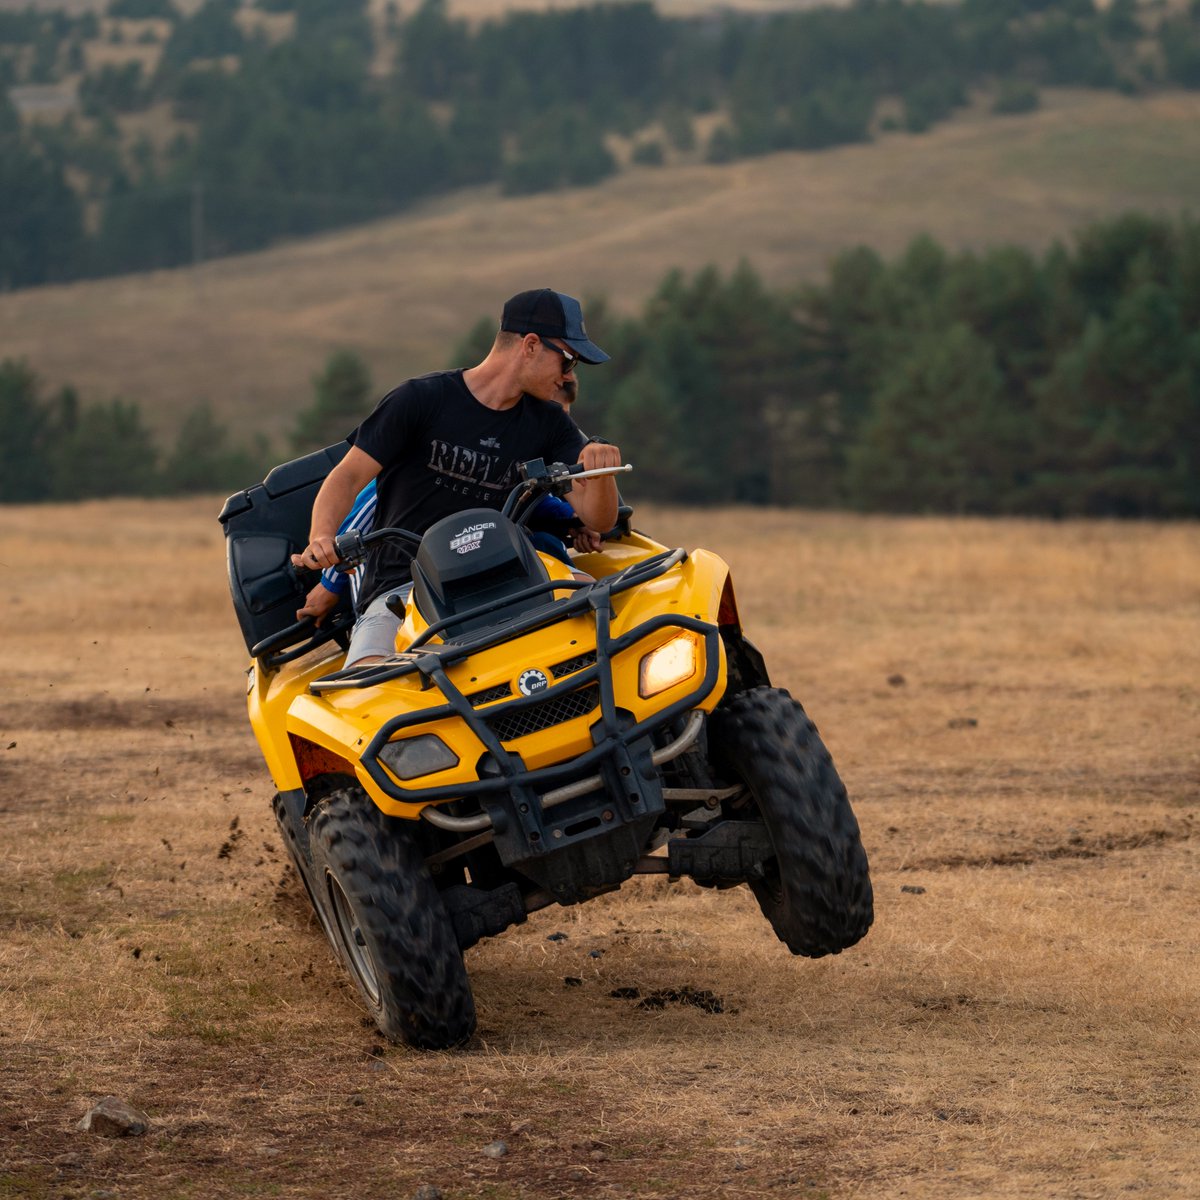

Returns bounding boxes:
[291,535,340,572]
[579,440,622,473]
[568,442,624,534]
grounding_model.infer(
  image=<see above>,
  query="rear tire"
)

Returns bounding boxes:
[308,786,476,1049]
[709,687,873,957]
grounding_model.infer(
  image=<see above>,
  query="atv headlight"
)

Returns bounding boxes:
[638,634,697,699]
[377,734,459,781]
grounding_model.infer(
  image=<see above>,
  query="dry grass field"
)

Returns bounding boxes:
[4,88,1200,450]
[1,497,1196,1199]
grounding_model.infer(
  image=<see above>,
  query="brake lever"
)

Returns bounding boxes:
[570,464,632,482]
[540,462,632,495]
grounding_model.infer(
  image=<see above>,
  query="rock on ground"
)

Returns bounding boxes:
[77,1097,150,1137]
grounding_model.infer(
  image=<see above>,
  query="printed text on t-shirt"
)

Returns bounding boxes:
[427,440,518,491]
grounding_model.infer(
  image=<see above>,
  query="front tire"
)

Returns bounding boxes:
[308,786,476,1049]
[709,687,873,957]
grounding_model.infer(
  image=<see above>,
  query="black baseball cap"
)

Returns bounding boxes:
[500,288,610,364]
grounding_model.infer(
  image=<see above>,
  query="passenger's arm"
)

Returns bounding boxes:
[296,581,342,624]
[291,446,382,572]
[571,527,604,553]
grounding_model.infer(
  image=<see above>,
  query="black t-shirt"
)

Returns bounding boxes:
[349,370,585,609]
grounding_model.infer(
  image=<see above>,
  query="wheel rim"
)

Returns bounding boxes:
[325,869,381,1006]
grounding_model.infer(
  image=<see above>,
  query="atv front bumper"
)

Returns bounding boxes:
[364,611,720,902]
[307,550,727,901]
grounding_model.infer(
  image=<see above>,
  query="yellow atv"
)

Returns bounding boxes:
[220,445,872,1049]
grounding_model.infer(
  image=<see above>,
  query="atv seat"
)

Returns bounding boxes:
[411,508,553,640]
[219,442,352,659]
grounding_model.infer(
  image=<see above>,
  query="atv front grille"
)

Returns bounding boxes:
[467,681,512,706]
[485,684,600,742]
[550,650,597,678]
[465,654,593,709]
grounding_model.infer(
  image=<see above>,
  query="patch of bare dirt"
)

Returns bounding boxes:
[903,823,1193,871]
[0,693,240,733]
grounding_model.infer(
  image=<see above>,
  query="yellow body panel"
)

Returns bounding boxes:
[246,535,731,818]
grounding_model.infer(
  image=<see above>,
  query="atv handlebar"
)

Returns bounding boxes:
[333,525,423,569]
[570,463,633,483]
[515,457,631,488]
[260,460,630,668]
[323,460,631,568]
[506,459,632,525]
[332,528,366,568]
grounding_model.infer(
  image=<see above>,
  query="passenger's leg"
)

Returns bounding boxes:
[344,588,411,667]
[527,532,592,582]
[527,531,571,565]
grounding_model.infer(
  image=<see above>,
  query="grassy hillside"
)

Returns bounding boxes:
[3,87,1200,447]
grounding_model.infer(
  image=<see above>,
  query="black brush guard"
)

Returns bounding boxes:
[307,548,725,903]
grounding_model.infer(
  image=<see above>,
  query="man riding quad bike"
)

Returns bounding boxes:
[220,445,873,1050]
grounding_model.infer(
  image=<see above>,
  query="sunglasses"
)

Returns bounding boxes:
[539,337,582,372]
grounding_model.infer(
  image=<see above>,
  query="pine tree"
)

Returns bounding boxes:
[848,323,1015,513]
[291,349,373,452]
[163,403,268,494]
[50,399,159,499]
[0,360,52,503]
[1032,281,1200,515]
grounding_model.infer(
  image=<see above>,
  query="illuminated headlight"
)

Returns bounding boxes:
[638,635,697,699]
[377,734,458,781]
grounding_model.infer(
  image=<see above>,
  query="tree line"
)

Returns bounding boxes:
[5,0,1200,287]
[456,209,1198,518]
[0,349,360,503]
[4,211,1197,518]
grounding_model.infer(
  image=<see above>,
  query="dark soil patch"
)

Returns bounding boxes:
[0,694,240,733]
[609,985,729,1014]
[904,825,1189,871]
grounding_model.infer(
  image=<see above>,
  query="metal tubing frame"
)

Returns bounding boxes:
[308,548,686,694]
[420,708,707,833]
[357,611,720,808]
[296,543,720,851]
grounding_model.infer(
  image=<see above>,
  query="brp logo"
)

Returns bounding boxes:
[517,669,549,697]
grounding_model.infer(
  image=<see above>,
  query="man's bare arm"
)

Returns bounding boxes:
[291,446,383,572]
[566,440,621,533]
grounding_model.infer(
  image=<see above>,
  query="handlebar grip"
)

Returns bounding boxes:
[333,529,366,568]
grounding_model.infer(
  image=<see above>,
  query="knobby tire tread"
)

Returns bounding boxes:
[308,787,476,1050]
[710,687,873,957]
